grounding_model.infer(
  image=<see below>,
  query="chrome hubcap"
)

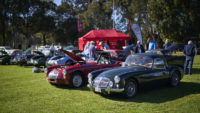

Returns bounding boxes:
[73,75,82,87]
[127,82,135,97]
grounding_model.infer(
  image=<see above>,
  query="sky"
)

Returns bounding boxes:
[54,0,61,6]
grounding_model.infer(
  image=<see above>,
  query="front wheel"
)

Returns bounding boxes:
[123,79,138,98]
[170,71,180,87]
[70,72,84,88]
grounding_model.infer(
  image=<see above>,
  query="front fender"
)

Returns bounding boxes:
[168,66,184,79]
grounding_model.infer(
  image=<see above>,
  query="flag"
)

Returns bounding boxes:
[77,19,83,32]
[131,24,143,44]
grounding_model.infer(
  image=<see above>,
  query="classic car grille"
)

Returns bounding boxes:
[93,77,110,88]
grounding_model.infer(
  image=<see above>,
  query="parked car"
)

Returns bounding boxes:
[0,46,15,55]
[46,50,122,88]
[27,51,50,67]
[10,49,23,64]
[46,50,75,66]
[88,53,185,98]
[0,50,11,65]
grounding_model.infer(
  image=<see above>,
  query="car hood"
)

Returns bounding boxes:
[24,46,34,54]
[33,51,45,56]
[59,49,85,62]
[97,66,147,80]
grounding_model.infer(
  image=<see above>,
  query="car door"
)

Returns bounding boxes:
[139,57,168,87]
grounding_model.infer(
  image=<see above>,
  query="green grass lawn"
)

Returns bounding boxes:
[0,56,200,113]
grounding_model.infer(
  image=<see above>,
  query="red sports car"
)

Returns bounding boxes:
[46,49,122,88]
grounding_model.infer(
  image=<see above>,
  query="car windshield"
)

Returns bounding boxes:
[124,55,153,68]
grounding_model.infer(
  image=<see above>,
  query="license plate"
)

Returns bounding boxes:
[95,87,101,92]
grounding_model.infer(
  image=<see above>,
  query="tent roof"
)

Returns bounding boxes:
[80,29,130,40]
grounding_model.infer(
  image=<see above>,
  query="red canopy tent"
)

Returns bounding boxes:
[78,29,131,50]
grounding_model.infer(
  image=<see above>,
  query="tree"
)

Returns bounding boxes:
[148,0,200,42]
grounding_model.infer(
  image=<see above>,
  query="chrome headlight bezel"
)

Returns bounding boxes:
[44,68,48,74]
[88,73,93,84]
[114,76,120,84]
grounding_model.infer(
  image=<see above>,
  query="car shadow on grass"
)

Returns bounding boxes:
[190,68,200,74]
[100,82,200,103]
[52,84,90,91]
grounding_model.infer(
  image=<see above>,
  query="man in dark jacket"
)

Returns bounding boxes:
[184,40,196,75]
[135,41,145,53]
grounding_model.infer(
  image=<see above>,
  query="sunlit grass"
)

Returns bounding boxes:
[0,55,200,113]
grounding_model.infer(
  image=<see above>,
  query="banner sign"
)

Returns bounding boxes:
[77,19,83,32]
[131,24,143,44]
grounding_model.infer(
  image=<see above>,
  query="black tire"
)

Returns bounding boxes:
[65,60,73,65]
[123,79,138,98]
[70,72,84,88]
[170,71,180,87]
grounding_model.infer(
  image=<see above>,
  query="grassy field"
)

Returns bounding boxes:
[0,56,200,113]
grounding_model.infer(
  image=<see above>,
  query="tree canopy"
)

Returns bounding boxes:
[0,0,199,48]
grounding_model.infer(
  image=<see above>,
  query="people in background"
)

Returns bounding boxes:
[82,41,90,58]
[99,41,110,50]
[184,40,196,75]
[50,43,55,56]
[135,41,145,53]
[88,41,96,61]
[124,40,135,55]
[163,39,171,49]
[148,38,156,50]
[115,40,123,50]
[145,38,151,50]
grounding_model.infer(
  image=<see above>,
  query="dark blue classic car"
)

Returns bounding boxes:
[88,53,185,98]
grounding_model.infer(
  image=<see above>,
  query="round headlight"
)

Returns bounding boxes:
[62,70,68,76]
[114,76,120,84]
[44,68,48,74]
[109,81,113,87]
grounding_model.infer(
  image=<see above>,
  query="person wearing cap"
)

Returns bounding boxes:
[88,41,96,61]
[184,40,196,75]
[135,41,145,53]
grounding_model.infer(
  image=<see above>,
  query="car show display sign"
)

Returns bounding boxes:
[131,24,143,44]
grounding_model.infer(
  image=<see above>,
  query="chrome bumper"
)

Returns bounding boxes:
[87,84,124,94]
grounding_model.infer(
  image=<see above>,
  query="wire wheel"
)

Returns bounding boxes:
[170,71,180,87]
[70,73,83,88]
[124,79,137,98]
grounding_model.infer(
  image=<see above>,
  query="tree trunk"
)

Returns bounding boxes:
[42,33,46,45]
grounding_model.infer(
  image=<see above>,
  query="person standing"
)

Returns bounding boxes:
[50,43,55,56]
[135,41,145,53]
[148,38,156,50]
[184,40,196,75]
[145,38,151,50]
[88,41,96,61]
[99,41,110,50]
[115,40,123,50]
[82,41,90,58]
[163,39,171,49]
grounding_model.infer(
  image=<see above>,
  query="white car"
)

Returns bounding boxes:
[0,46,15,55]
[47,55,75,65]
